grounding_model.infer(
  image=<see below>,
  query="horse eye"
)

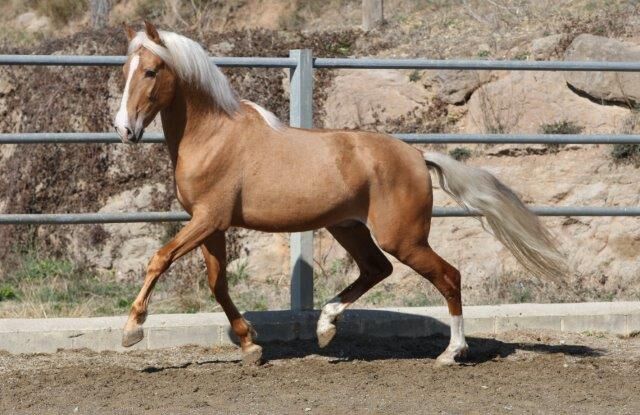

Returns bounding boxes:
[145,69,157,78]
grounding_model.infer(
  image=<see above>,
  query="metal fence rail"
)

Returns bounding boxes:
[0,54,296,68]
[2,51,640,310]
[4,132,640,145]
[2,207,640,225]
[314,58,640,71]
[6,54,640,71]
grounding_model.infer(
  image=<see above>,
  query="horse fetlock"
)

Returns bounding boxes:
[316,298,345,348]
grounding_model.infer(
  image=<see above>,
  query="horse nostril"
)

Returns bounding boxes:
[125,127,132,137]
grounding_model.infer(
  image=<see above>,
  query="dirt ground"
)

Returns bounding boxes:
[1,330,639,415]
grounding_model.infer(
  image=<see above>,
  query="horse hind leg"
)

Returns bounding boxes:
[380,237,468,365]
[317,223,393,347]
[409,247,467,365]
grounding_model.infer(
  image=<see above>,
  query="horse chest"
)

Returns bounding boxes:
[173,168,234,213]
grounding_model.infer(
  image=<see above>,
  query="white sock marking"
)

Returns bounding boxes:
[317,296,348,334]
[449,315,466,350]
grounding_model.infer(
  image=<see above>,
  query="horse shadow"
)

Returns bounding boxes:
[234,309,603,365]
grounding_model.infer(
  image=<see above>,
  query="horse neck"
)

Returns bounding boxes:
[160,83,230,168]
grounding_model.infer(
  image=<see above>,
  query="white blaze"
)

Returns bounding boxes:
[114,54,140,135]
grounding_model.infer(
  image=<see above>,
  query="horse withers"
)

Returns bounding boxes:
[114,21,566,365]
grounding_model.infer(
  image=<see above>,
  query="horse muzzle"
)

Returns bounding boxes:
[114,125,144,144]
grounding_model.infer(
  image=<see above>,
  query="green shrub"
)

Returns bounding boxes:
[539,120,584,152]
[449,147,472,161]
[513,51,529,61]
[15,254,75,280]
[539,120,584,135]
[0,285,17,301]
[611,144,640,164]
[408,70,421,82]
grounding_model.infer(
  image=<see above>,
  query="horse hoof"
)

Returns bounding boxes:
[435,346,468,367]
[434,355,456,367]
[317,324,336,348]
[122,326,144,347]
[242,344,263,365]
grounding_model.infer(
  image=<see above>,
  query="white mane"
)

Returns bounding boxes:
[242,100,284,131]
[129,30,240,115]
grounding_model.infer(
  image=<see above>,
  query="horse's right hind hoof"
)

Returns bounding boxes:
[435,345,469,367]
[242,344,263,365]
[122,326,144,348]
[317,324,337,348]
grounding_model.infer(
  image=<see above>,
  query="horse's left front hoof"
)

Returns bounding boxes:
[242,344,263,366]
[122,326,144,348]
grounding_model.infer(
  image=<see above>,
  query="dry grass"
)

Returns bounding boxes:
[0,247,288,318]
[0,250,136,318]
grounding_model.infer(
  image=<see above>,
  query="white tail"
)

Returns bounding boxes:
[424,152,567,283]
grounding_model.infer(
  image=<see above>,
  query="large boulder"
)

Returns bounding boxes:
[433,70,493,104]
[564,34,640,104]
[322,69,430,129]
[461,71,629,133]
[530,34,570,61]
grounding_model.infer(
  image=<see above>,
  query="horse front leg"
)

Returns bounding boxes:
[201,232,262,365]
[122,215,216,347]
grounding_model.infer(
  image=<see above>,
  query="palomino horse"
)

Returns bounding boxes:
[114,22,566,365]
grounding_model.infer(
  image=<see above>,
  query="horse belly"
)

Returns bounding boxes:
[237,176,364,232]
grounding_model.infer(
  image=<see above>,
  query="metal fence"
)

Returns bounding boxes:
[2,52,640,311]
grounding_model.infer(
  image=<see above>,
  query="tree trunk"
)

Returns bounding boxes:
[362,0,384,31]
[90,0,111,30]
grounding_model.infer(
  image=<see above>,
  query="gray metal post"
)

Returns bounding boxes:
[289,49,315,311]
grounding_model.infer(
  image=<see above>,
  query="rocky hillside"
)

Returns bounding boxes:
[1,0,640,315]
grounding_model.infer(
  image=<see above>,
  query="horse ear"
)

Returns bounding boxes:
[123,22,136,42]
[144,20,162,45]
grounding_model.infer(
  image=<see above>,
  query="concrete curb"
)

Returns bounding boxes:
[1,302,639,354]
